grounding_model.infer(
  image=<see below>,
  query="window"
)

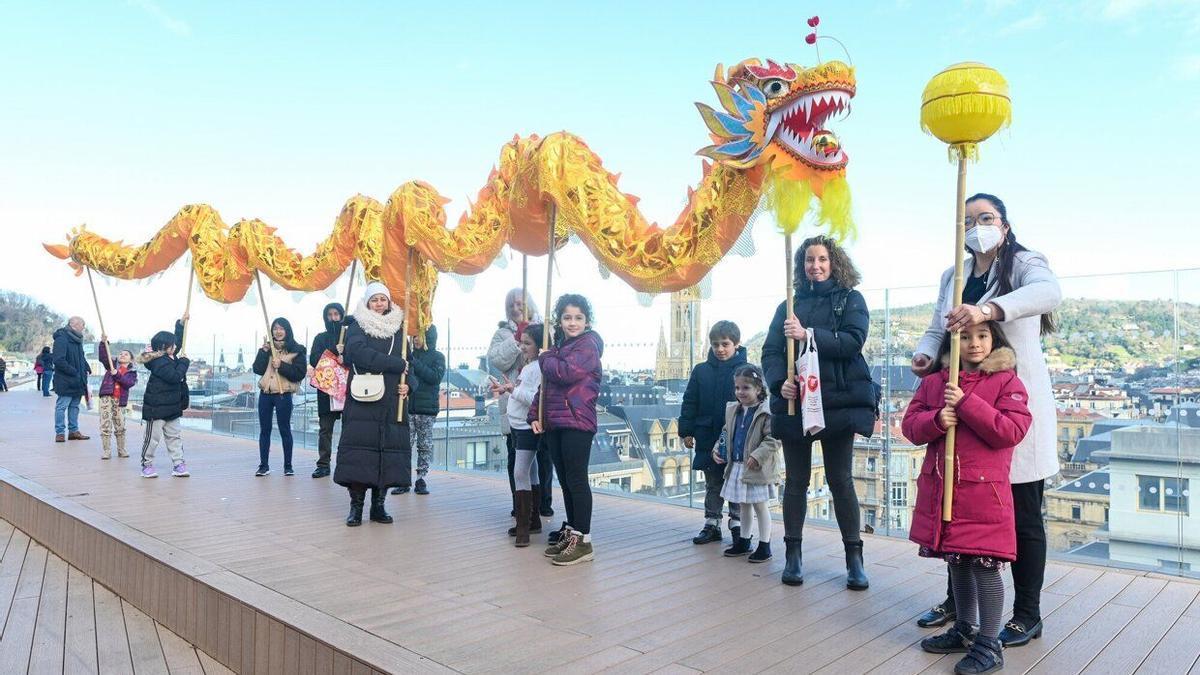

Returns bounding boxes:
[460,441,488,469]
[865,509,877,528]
[866,457,877,473]
[867,482,877,501]
[1138,475,1190,514]
[891,482,908,508]
[1104,507,1109,523]
[1071,504,1082,521]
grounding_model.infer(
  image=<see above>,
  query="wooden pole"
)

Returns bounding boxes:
[785,234,796,416]
[522,254,529,323]
[337,259,357,353]
[180,267,195,356]
[943,153,969,522]
[398,251,412,422]
[539,205,556,427]
[85,267,115,372]
[254,271,283,394]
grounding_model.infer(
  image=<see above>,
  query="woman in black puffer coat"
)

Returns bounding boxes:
[763,235,877,590]
[334,283,416,527]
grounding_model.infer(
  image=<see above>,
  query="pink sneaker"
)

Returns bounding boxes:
[141,465,158,479]
[172,462,190,477]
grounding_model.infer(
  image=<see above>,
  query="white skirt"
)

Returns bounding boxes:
[720,462,777,504]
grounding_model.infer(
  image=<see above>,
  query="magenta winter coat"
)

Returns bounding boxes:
[98,342,138,407]
[903,347,1032,561]
[529,330,603,432]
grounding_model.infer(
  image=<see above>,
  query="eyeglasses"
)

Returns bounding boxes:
[964,213,1001,228]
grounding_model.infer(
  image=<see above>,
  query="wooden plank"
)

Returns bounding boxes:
[123,598,170,675]
[28,552,69,673]
[156,619,205,675]
[64,565,99,674]
[0,530,31,638]
[0,596,39,672]
[1136,615,1200,674]
[95,582,136,674]
[1085,582,1197,675]
[1029,601,1140,674]
[197,648,238,675]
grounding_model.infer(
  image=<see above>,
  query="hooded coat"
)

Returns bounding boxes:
[309,302,346,416]
[762,279,877,441]
[98,342,138,406]
[408,325,446,416]
[333,300,416,489]
[51,326,90,397]
[903,347,1032,561]
[678,346,748,471]
[528,329,604,433]
[138,321,189,421]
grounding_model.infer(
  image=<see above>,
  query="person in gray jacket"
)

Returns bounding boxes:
[911,193,1062,649]
[488,288,554,518]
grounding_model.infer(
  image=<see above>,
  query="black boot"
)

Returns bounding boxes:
[528,486,543,534]
[723,537,753,557]
[748,541,773,563]
[345,488,365,527]
[921,621,977,654]
[845,540,869,590]
[954,635,1003,674]
[369,488,393,524]
[782,536,804,586]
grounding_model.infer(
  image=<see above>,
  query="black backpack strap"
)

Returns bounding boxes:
[831,289,851,332]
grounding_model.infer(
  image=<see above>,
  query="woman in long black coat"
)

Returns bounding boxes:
[335,282,415,527]
[763,235,877,589]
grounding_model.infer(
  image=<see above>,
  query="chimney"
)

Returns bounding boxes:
[474,394,485,417]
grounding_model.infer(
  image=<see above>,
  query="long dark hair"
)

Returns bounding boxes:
[935,321,1015,372]
[553,294,594,328]
[966,193,1056,335]
[794,235,861,290]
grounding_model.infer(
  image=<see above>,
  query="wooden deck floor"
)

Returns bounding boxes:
[2,389,1199,674]
[0,518,232,675]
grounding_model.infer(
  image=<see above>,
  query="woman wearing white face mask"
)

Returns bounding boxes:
[911,193,1062,649]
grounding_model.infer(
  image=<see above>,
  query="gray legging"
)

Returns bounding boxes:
[512,428,541,491]
[782,430,862,543]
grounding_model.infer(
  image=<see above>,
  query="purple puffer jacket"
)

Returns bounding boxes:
[98,342,138,407]
[528,330,604,432]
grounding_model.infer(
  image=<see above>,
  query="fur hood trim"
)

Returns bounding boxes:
[352,299,405,339]
[940,346,1017,374]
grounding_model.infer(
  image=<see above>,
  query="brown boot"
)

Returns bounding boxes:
[528,486,543,534]
[116,434,128,458]
[514,490,532,547]
[101,436,112,459]
[55,434,65,443]
[68,431,90,441]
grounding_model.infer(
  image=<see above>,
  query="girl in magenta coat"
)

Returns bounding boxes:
[903,321,1031,673]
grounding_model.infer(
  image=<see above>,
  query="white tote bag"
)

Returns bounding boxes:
[796,333,826,435]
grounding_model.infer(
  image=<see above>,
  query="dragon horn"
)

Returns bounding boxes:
[714,63,725,84]
[44,243,71,260]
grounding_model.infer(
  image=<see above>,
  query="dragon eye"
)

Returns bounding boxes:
[762,79,788,98]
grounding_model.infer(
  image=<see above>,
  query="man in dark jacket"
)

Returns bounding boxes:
[395,324,446,495]
[0,355,7,392]
[678,321,747,544]
[52,316,92,442]
[137,319,191,478]
[309,303,346,478]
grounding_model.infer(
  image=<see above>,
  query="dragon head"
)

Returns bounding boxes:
[697,58,856,236]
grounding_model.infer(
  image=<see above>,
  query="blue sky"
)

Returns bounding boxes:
[1,1,1198,368]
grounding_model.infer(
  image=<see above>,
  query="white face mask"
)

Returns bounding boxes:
[966,224,1003,254]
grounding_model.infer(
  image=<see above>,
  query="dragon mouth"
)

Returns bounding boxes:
[767,88,852,169]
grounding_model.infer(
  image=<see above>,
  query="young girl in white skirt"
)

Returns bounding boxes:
[715,364,782,563]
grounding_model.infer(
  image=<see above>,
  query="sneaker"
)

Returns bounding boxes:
[920,621,977,654]
[284,466,294,476]
[547,521,569,546]
[55,434,65,443]
[748,541,773,563]
[172,462,190,477]
[255,466,270,477]
[391,486,410,495]
[953,635,1003,674]
[141,466,158,479]
[692,524,722,545]
[551,533,594,566]
[544,526,573,557]
[414,478,429,495]
[311,466,330,478]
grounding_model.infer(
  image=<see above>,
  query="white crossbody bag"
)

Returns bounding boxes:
[349,336,395,403]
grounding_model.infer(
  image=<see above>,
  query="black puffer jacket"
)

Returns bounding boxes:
[309,302,346,417]
[763,279,877,440]
[139,322,190,422]
[51,326,90,397]
[408,325,446,416]
[678,346,748,471]
[333,316,416,489]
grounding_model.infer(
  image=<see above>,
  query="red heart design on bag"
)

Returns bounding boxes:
[808,16,820,27]
[805,33,817,44]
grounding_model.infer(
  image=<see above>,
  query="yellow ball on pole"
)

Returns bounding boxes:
[921,62,1011,160]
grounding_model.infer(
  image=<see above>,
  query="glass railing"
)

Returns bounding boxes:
[68,263,1200,578]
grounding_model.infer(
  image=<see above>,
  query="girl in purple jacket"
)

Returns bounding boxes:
[531,293,603,567]
[98,338,138,459]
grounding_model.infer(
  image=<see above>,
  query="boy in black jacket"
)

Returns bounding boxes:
[138,317,190,478]
[679,320,747,544]
[394,325,446,495]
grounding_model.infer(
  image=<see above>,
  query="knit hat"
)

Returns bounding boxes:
[363,281,392,305]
